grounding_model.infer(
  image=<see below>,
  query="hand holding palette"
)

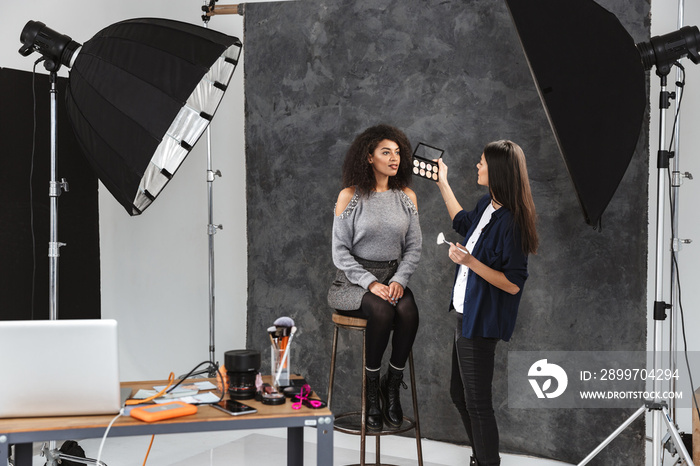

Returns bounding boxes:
[412,142,444,181]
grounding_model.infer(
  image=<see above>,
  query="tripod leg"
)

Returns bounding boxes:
[577,405,646,466]
[42,443,108,466]
[57,453,108,466]
[661,406,695,465]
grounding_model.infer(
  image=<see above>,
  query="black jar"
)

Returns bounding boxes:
[224,349,261,400]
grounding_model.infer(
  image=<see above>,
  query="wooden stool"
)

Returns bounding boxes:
[327,312,423,466]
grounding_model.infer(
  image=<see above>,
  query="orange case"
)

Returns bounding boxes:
[130,401,197,422]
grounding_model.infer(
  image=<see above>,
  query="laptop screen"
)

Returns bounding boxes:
[0,319,122,418]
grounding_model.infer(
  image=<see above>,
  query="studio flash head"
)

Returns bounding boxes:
[637,25,700,76]
[18,20,81,73]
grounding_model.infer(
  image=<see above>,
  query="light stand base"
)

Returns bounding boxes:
[41,442,107,466]
[576,402,694,465]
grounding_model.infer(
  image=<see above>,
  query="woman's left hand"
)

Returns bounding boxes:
[448,243,473,266]
[388,282,404,305]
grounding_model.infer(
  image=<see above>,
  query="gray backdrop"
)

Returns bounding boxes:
[244,1,649,464]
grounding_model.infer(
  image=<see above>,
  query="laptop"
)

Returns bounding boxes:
[0,319,123,418]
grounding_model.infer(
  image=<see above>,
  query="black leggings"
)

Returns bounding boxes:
[337,287,419,370]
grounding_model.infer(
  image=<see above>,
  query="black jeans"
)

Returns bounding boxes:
[450,314,500,466]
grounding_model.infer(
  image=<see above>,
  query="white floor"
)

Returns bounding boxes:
[22,422,697,466]
[27,428,573,466]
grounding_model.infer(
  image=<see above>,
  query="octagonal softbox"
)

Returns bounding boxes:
[65,18,242,215]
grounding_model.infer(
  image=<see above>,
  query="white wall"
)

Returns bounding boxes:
[648,0,700,436]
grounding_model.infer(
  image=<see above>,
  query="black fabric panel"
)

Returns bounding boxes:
[0,67,100,321]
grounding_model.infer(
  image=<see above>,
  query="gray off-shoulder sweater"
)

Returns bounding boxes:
[332,189,422,289]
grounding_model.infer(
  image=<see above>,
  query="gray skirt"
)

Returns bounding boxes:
[327,256,399,311]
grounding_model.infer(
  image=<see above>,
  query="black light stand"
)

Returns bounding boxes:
[667,0,695,448]
[205,120,222,377]
[46,71,68,321]
[18,21,106,466]
[576,70,694,466]
[577,26,700,466]
[186,2,244,378]
[172,8,225,381]
[18,22,79,321]
[200,3,245,377]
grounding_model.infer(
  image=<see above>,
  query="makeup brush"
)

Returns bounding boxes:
[267,326,279,350]
[273,316,295,349]
[273,316,295,329]
[274,325,297,387]
[437,232,468,253]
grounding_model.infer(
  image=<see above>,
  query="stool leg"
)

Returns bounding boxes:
[374,333,381,464]
[328,325,339,409]
[409,351,424,466]
[360,328,367,466]
[376,435,381,465]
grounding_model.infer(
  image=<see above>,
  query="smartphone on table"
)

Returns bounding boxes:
[211,399,257,416]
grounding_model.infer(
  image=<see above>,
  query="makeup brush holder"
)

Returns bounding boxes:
[271,344,292,387]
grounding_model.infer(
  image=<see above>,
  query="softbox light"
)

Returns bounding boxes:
[59,18,241,215]
[504,0,646,226]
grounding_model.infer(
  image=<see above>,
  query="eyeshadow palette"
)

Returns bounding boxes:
[411,142,444,181]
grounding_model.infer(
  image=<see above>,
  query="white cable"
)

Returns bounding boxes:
[95,408,124,465]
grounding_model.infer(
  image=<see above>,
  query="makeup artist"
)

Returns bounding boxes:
[327,124,422,432]
[435,140,538,466]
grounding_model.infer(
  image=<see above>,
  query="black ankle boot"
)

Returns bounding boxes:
[364,369,383,432]
[380,366,407,428]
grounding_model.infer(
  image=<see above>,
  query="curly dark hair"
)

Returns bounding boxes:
[341,124,413,195]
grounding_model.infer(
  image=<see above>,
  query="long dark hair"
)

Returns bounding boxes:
[484,140,538,255]
[341,124,413,195]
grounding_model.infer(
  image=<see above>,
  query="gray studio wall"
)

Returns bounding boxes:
[244,1,649,464]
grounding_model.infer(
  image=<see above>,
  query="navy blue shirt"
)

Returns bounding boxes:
[451,194,529,341]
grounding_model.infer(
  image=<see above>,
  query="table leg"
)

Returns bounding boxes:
[10,442,33,466]
[0,438,7,466]
[288,426,303,466]
[316,418,334,466]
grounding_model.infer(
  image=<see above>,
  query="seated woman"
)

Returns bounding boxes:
[328,124,422,432]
